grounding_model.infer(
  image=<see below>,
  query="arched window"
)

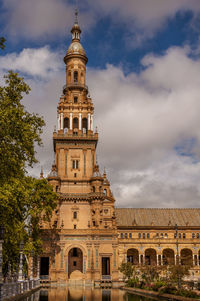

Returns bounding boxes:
[64,117,69,129]
[74,71,78,83]
[68,71,71,82]
[92,186,95,192]
[82,118,87,134]
[104,189,107,196]
[73,117,78,129]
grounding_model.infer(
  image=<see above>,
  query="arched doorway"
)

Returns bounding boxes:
[180,249,193,266]
[68,248,83,277]
[145,249,157,265]
[127,248,139,265]
[163,249,175,265]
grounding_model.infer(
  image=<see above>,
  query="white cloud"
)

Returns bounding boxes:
[87,0,200,48]
[2,43,200,207]
[0,46,62,78]
[1,0,94,40]
[1,0,200,45]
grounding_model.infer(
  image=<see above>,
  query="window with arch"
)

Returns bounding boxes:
[82,118,87,134]
[64,117,69,129]
[74,71,78,83]
[68,71,71,83]
[72,160,79,169]
[74,96,78,104]
[104,189,107,196]
[73,117,78,129]
[92,186,95,192]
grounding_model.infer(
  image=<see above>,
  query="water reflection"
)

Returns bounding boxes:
[21,288,151,301]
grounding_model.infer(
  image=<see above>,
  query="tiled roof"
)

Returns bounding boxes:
[115,208,200,227]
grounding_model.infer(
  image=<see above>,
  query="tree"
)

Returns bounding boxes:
[0,71,57,276]
[119,262,135,280]
[168,265,190,287]
[0,71,45,183]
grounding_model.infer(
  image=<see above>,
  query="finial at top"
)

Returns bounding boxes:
[40,166,44,179]
[75,8,78,24]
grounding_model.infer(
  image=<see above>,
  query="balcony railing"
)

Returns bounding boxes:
[63,83,88,93]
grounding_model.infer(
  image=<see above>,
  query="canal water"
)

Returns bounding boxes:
[20,288,155,301]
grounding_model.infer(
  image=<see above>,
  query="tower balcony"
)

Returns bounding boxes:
[53,130,98,151]
[63,83,88,94]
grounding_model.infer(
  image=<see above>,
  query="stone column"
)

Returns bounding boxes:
[79,113,82,130]
[18,251,23,281]
[91,115,93,132]
[36,257,40,280]
[70,113,73,130]
[197,254,199,266]
[156,254,159,266]
[193,254,195,266]
[60,112,63,130]
[57,114,60,130]
[30,252,33,280]
[139,254,141,265]
[88,113,91,131]
[161,254,163,265]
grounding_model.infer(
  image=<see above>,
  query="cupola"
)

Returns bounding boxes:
[64,9,88,64]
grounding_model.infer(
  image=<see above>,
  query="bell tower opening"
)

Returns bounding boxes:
[82,117,87,134]
[74,71,78,83]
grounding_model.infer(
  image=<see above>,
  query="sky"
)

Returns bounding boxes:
[1,0,200,208]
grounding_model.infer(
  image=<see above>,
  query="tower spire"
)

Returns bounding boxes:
[75,8,78,25]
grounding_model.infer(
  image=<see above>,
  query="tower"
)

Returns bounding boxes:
[43,11,118,283]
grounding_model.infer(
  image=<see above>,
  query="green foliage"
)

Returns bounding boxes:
[168,264,190,285]
[0,37,6,50]
[159,285,200,299]
[140,265,161,283]
[0,71,45,183]
[0,71,57,276]
[126,278,139,288]
[1,177,57,274]
[119,262,136,280]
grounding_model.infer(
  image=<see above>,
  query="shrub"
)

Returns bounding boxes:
[152,280,167,291]
[176,289,200,299]
[127,278,139,288]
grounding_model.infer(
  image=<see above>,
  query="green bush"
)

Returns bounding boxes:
[176,289,200,299]
[159,285,200,299]
[127,278,139,288]
[152,280,167,291]
[159,284,177,295]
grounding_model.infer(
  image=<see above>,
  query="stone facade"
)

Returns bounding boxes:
[40,13,200,283]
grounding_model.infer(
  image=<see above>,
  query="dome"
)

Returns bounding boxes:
[66,41,86,56]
